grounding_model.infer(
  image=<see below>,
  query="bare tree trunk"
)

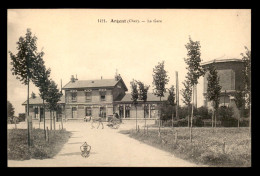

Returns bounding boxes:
[159,97,161,133]
[53,111,56,130]
[212,110,214,128]
[190,85,194,143]
[188,104,190,128]
[27,76,32,147]
[136,106,137,131]
[61,107,63,130]
[144,102,146,128]
[215,109,217,128]
[50,111,52,130]
[249,103,251,135]
[43,99,46,140]
[172,112,173,129]
[238,109,241,128]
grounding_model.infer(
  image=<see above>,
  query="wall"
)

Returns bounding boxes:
[203,61,244,94]
[65,89,114,103]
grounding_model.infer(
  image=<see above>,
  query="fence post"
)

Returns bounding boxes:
[45,127,48,142]
[175,130,178,144]
[14,119,17,129]
[146,126,148,135]
[222,137,226,154]
[47,127,49,142]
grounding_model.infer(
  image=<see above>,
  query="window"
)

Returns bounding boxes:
[85,107,92,116]
[144,105,149,118]
[72,107,77,118]
[119,105,124,118]
[72,92,77,101]
[85,92,92,101]
[100,91,106,101]
[125,105,131,118]
[34,107,39,119]
[150,104,156,118]
[99,107,106,118]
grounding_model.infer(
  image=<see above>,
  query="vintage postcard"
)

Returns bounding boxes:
[7,9,251,167]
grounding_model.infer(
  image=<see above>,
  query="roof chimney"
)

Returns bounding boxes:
[101,76,102,80]
[71,75,75,83]
[75,74,78,81]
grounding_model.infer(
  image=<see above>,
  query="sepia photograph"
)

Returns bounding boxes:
[7,9,251,167]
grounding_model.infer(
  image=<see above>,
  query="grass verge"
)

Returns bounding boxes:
[8,128,71,160]
[120,127,251,167]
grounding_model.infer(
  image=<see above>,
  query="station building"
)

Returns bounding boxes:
[22,75,167,122]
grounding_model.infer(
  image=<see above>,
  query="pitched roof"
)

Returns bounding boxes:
[22,95,65,105]
[117,93,169,102]
[62,78,127,90]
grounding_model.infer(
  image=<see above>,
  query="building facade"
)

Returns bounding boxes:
[201,59,245,118]
[23,75,167,122]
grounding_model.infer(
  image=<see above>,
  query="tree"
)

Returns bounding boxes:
[33,63,51,139]
[7,101,15,122]
[167,85,175,128]
[184,37,205,142]
[137,81,150,129]
[181,79,192,127]
[234,89,245,128]
[241,47,251,133]
[9,28,44,146]
[130,79,139,131]
[206,64,222,129]
[152,61,169,132]
[46,80,63,131]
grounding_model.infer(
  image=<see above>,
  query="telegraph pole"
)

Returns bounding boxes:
[175,71,179,119]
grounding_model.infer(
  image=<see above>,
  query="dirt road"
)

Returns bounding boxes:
[8,121,201,167]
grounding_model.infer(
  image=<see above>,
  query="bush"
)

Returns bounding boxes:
[193,117,204,127]
[221,118,238,127]
[194,106,212,119]
[18,113,26,122]
[219,106,234,120]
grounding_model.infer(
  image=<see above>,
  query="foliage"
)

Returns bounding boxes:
[46,80,63,111]
[130,79,139,106]
[206,64,222,110]
[184,37,205,86]
[181,79,192,106]
[161,101,175,120]
[7,100,15,118]
[194,106,212,120]
[9,28,44,85]
[241,47,251,94]
[32,57,51,101]
[18,113,26,122]
[152,61,169,98]
[218,106,235,127]
[136,81,150,102]
[123,127,251,167]
[167,85,175,107]
[8,129,71,160]
[234,89,245,110]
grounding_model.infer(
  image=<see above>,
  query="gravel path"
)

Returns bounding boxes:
[8,121,201,167]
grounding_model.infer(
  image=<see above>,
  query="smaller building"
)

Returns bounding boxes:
[201,58,245,119]
[22,95,65,122]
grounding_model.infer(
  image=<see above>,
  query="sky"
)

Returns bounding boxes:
[7,9,251,116]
